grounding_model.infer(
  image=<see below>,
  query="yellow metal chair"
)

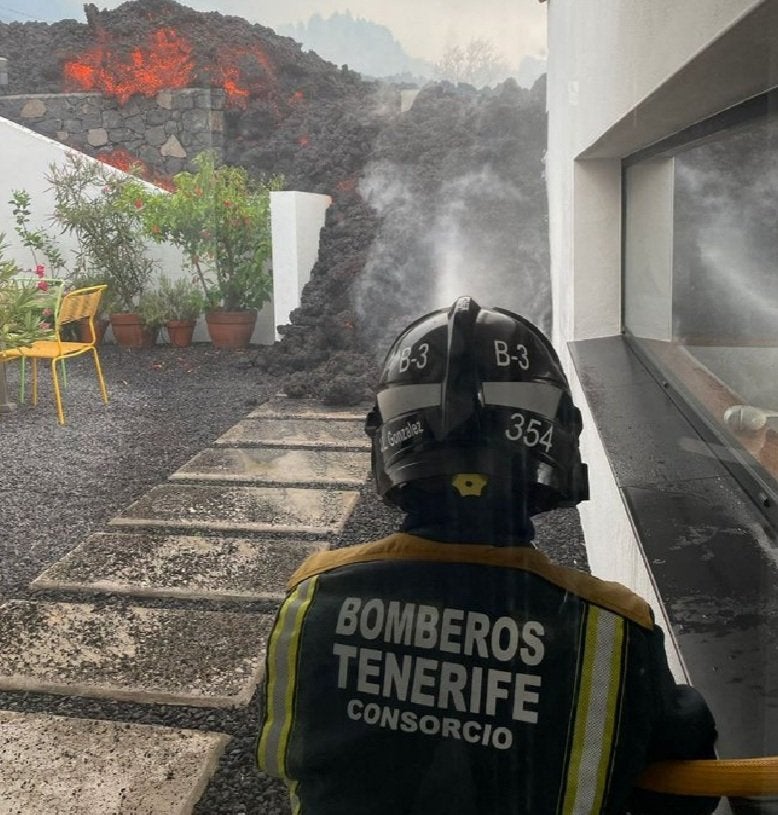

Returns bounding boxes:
[18,284,109,424]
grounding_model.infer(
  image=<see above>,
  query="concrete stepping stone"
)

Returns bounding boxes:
[216,417,371,450]
[30,532,324,602]
[169,446,370,487]
[0,600,273,707]
[249,396,370,420]
[0,711,228,815]
[110,484,359,536]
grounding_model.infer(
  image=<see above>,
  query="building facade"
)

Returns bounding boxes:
[546,0,778,772]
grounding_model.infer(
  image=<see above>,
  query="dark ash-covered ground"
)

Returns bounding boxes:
[0,347,586,814]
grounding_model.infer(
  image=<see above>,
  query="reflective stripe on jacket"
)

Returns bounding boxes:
[257,533,667,815]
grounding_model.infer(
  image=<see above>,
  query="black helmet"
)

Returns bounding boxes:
[366,296,589,517]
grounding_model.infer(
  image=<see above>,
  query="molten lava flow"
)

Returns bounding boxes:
[65,26,285,114]
[96,146,135,173]
[213,44,280,109]
[64,28,194,104]
[96,148,174,191]
[218,65,251,107]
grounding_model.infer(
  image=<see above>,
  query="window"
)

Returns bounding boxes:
[624,92,778,523]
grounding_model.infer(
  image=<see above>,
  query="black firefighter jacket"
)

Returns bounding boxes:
[257,533,715,815]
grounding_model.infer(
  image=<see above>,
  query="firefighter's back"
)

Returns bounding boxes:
[258,534,662,815]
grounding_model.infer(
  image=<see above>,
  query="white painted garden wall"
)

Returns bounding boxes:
[270,191,331,341]
[0,117,186,287]
[0,116,332,346]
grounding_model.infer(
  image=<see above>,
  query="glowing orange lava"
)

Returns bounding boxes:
[96,147,174,191]
[64,28,194,104]
[96,146,135,173]
[212,44,280,109]
[217,64,251,106]
[65,27,284,114]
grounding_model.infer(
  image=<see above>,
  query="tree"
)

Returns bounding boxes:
[434,39,511,88]
[126,152,284,312]
[48,154,156,312]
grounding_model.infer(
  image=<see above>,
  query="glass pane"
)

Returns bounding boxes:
[625,109,778,502]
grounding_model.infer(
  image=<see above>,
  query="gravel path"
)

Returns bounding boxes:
[0,345,276,599]
[0,343,587,814]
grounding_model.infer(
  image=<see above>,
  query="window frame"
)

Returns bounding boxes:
[621,88,778,529]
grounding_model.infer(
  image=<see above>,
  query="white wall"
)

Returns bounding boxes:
[0,116,186,283]
[0,116,316,346]
[270,191,331,341]
[545,0,776,674]
[547,0,770,347]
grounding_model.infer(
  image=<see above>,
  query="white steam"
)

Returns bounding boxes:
[354,159,550,354]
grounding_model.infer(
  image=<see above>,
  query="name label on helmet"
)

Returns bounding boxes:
[494,340,530,371]
[382,418,425,451]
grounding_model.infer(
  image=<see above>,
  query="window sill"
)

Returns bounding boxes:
[569,336,778,760]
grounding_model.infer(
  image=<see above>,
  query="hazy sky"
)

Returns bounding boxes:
[90,0,547,67]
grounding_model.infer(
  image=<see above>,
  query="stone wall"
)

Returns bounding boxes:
[0,88,225,177]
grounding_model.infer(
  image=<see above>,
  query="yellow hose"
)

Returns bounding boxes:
[637,757,778,797]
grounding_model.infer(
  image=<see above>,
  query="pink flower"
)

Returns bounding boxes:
[38,321,51,331]
[42,308,53,317]
[35,264,45,278]
[37,280,49,292]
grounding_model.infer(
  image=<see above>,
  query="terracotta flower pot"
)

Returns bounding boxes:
[109,313,158,349]
[166,319,196,348]
[77,317,109,346]
[205,309,257,350]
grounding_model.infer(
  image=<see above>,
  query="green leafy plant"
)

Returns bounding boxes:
[9,189,66,275]
[127,152,283,312]
[158,275,205,321]
[0,233,57,350]
[137,287,168,331]
[48,154,157,312]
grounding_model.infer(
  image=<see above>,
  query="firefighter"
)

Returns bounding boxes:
[257,296,718,814]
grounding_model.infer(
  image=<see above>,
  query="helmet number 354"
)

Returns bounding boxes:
[506,412,554,452]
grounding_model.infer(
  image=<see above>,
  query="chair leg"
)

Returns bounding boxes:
[91,349,108,404]
[31,358,38,406]
[18,359,26,403]
[51,358,65,425]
